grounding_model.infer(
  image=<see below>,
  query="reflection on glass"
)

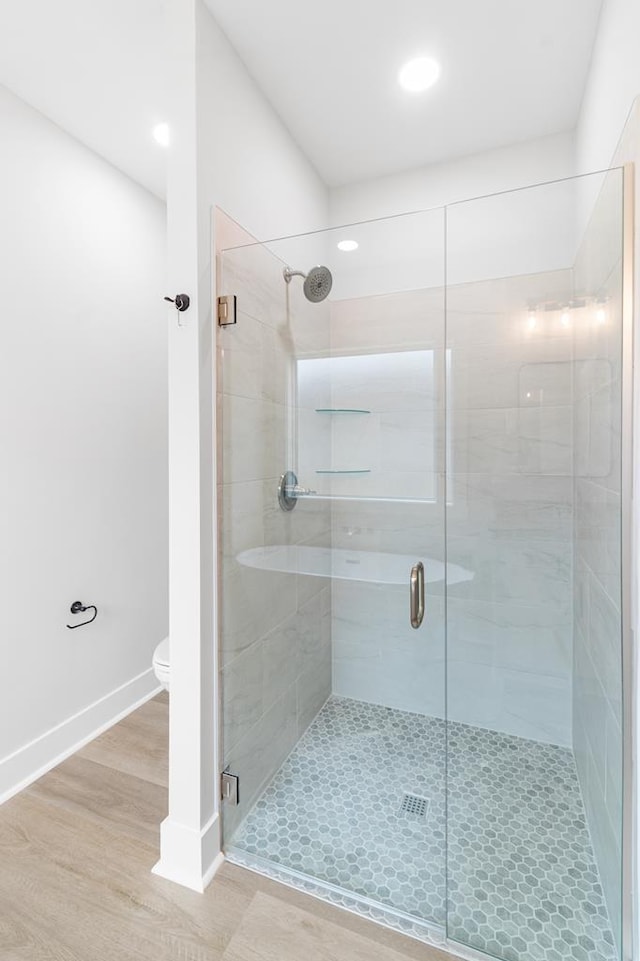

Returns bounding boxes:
[445,169,623,961]
[217,174,625,961]
[297,350,437,502]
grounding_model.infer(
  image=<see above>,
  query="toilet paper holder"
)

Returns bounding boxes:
[67,600,98,629]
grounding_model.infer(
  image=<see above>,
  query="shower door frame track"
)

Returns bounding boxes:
[621,161,636,961]
[225,847,514,961]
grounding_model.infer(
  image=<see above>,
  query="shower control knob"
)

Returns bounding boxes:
[164,293,190,312]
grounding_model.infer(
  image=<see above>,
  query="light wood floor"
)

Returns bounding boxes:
[0,693,454,961]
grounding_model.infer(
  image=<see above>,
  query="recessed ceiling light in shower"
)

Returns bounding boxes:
[337,240,359,252]
[153,122,170,147]
[398,57,441,93]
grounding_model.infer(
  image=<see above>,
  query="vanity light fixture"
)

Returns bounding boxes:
[526,297,607,333]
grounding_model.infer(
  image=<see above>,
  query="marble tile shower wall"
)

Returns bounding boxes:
[571,170,624,952]
[330,273,576,745]
[218,242,332,839]
[447,271,575,746]
[327,289,447,716]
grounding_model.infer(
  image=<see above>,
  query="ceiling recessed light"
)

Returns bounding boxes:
[398,57,441,93]
[337,239,359,252]
[153,122,170,147]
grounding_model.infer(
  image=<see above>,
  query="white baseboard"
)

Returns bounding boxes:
[153,811,223,892]
[0,668,161,805]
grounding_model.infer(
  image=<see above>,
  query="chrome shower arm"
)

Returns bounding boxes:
[283,266,306,283]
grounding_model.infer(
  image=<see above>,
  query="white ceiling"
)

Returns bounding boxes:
[0,0,167,200]
[205,0,604,185]
[0,0,603,197]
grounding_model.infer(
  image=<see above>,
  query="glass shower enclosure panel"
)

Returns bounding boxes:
[216,171,626,961]
[445,170,625,961]
[217,209,449,937]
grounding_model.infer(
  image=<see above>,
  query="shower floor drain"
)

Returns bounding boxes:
[399,793,430,819]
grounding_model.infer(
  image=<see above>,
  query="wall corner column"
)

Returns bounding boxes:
[153,0,220,893]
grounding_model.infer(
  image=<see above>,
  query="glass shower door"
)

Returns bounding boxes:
[216,177,626,958]
[217,209,450,938]
[444,171,625,961]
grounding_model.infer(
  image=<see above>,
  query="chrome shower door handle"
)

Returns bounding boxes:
[410,562,425,629]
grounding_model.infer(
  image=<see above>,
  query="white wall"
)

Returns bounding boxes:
[0,0,168,200]
[158,0,329,892]
[329,133,578,288]
[330,131,575,225]
[197,6,328,242]
[0,84,168,800]
[576,0,640,175]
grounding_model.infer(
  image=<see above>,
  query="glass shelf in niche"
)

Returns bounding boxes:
[314,408,371,414]
[314,469,371,475]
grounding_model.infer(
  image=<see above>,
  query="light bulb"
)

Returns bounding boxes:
[153,122,170,147]
[398,57,441,93]
[337,239,359,252]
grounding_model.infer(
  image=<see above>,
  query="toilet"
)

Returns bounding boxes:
[152,637,170,690]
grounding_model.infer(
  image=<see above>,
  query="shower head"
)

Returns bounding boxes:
[304,265,333,303]
[283,264,333,303]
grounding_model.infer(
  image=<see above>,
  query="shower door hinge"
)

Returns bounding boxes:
[217,294,237,327]
[221,769,239,805]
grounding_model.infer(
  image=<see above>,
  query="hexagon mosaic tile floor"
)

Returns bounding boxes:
[229,696,618,961]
